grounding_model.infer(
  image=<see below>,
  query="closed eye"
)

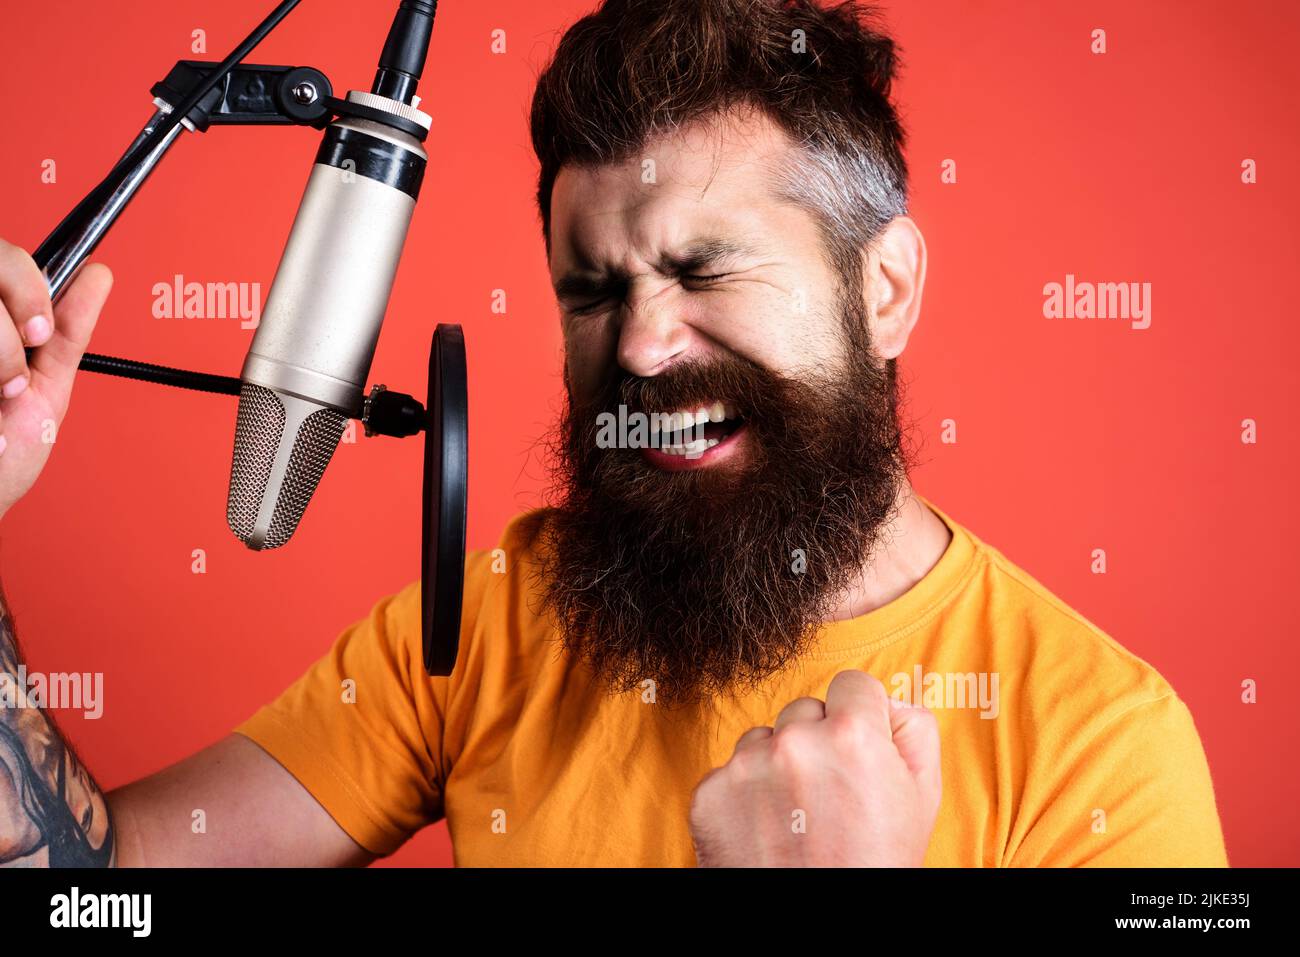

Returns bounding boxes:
[566,298,609,316]
[567,276,729,312]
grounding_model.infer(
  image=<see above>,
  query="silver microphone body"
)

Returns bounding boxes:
[227,92,430,550]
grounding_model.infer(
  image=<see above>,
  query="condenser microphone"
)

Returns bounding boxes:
[227,0,437,549]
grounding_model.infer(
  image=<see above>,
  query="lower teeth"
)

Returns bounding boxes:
[663,437,720,457]
[652,416,744,456]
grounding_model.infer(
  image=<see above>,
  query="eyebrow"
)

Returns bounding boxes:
[553,236,763,300]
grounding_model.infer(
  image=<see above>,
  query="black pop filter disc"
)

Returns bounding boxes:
[422,324,468,676]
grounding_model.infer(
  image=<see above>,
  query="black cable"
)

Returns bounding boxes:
[79,354,242,396]
[20,344,243,396]
[373,0,437,103]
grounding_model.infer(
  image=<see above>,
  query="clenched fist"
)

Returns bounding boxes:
[0,240,113,521]
[689,671,942,867]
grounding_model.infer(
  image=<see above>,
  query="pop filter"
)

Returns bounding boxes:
[422,324,468,676]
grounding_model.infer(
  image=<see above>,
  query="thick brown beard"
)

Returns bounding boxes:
[534,293,908,708]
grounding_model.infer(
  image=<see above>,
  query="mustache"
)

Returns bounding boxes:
[571,352,800,423]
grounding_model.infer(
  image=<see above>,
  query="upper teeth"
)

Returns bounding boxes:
[651,401,737,434]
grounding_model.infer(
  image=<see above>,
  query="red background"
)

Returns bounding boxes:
[0,0,1295,867]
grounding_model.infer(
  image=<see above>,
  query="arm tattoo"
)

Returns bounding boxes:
[0,595,114,868]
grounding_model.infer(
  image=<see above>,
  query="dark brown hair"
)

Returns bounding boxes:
[529,0,909,275]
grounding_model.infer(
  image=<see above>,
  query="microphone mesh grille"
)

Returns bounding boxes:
[228,384,286,544]
[227,384,348,550]
[264,405,348,549]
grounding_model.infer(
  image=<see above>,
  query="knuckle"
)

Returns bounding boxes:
[690,767,715,798]
[0,240,23,274]
[856,669,886,690]
[834,667,877,688]
[689,767,728,815]
[775,695,821,722]
[824,711,869,744]
[0,346,27,377]
[0,244,41,295]
[768,724,817,771]
[858,672,889,701]
[901,701,940,731]
[724,746,763,783]
[828,668,863,689]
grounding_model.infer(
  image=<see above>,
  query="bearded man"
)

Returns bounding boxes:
[0,0,1226,867]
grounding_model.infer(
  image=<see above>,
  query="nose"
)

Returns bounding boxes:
[615,284,691,377]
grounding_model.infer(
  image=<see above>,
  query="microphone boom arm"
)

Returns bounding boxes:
[24,0,461,677]
[30,54,427,436]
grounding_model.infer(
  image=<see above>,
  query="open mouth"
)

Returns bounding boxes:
[645,401,747,461]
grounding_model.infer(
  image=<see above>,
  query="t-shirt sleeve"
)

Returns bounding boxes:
[233,579,447,856]
[1008,693,1229,867]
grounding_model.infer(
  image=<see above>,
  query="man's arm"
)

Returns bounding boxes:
[0,239,374,868]
[1,598,374,868]
[109,735,374,868]
[0,604,113,866]
[1,554,378,869]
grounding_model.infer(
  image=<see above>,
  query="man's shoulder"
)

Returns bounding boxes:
[457,508,559,640]
[938,509,1224,857]
[468,508,553,563]
[938,513,1225,865]
[463,508,555,591]
[940,507,1181,719]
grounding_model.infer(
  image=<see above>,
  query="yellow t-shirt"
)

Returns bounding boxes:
[234,498,1228,866]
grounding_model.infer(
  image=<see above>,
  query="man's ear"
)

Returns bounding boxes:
[861,216,927,361]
